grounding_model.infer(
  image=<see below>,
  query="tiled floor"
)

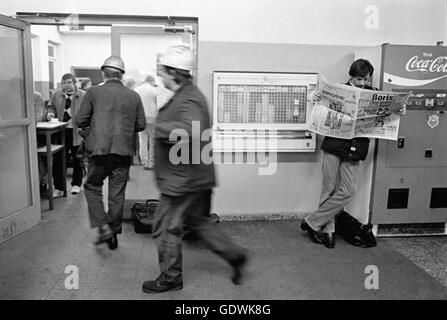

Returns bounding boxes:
[0,167,446,300]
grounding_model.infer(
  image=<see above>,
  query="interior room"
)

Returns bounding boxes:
[0,0,446,302]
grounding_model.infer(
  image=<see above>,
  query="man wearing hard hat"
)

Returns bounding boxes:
[76,55,146,250]
[142,45,248,293]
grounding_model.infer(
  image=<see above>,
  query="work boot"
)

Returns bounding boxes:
[105,234,118,250]
[142,276,183,293]
[94,224,114,246]
[231,252,248,285]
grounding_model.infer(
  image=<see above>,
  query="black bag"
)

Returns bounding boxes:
[335,210,377,247]
[133,199,158,234]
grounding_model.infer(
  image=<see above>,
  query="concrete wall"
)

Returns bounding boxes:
[62,32,111,77]
[198,41,373,222]
[30,25,63,100]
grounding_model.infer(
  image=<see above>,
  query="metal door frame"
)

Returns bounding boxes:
[16,12,199,83]
[0,14,41,244]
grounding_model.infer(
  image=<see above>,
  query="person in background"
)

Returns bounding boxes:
[123,77,140,166]
[81,78,92,91]
[142,45,248,293]
[76,56,146,250]
[34,91,49,195]
[134,75,158,170]
[46,73,85,196]
[34,91,47,122]
[301,59,403,249]
[123,78,136,90]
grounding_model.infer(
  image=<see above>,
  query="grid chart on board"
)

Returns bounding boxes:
[217,84,308,124]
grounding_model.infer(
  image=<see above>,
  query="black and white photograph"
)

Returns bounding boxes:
[0,0,446,308]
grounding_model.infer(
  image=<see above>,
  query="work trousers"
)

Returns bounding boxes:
[54,128,83,189]
[153,190,245,283]
[138,123,155,168]
[83,154,131,234]
[305,152,360,233]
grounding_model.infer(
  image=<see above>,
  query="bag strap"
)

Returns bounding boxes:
[145,199,159,206]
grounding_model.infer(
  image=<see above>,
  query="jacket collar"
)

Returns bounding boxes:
[59,89,80,99]
[345,81,376,90]
[104,79,124,86]
[159,83,192,111]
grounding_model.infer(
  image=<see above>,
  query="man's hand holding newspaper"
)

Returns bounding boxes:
[307,74,410,141]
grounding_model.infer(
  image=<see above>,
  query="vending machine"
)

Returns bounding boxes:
[357,44,447,234]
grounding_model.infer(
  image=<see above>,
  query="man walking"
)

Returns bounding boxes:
[134,75,158,170]
[76,56,146,249]
[142,45,248,293]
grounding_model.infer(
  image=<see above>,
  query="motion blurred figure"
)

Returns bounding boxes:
[142,45,248,293]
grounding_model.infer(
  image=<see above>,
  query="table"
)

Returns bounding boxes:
[36,122,68,210]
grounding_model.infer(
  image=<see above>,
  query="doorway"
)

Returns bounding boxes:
[2,13,198,241]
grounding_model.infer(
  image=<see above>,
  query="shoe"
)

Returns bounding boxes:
[94,224,114,246]
[300,220,324,244]
[70,185,81,194]
[52,189,64,198]
[323,232,335,249]
[105,234,118,250]
[39,183,48,196]
[142,278,183,293]
[231,252,248,285]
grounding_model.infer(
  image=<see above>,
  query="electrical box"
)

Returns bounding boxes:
[212,72,317,152]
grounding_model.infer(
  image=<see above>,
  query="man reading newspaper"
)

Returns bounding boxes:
[301,59,406,249]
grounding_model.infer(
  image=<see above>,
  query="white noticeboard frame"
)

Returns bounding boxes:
[212,72,317,131]
[212,72,318,152]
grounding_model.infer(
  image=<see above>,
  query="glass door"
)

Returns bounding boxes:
[0,14,40,244]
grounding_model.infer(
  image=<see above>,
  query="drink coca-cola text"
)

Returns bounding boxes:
[405,55,447,73]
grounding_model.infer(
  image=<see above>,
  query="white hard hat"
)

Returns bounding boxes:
[101,55,125,73]
[160,45,194,72]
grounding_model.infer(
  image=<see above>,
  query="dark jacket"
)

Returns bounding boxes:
[154,82,216,196]
[75,79,146,157]
[49,88,85,146]
[320,83,377,161]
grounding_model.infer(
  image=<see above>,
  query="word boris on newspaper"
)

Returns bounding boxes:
[308,74,411,141]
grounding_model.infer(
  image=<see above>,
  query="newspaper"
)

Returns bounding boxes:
[308,74,410,140]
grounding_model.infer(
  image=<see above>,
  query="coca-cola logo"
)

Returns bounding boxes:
[405,55,447,73]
